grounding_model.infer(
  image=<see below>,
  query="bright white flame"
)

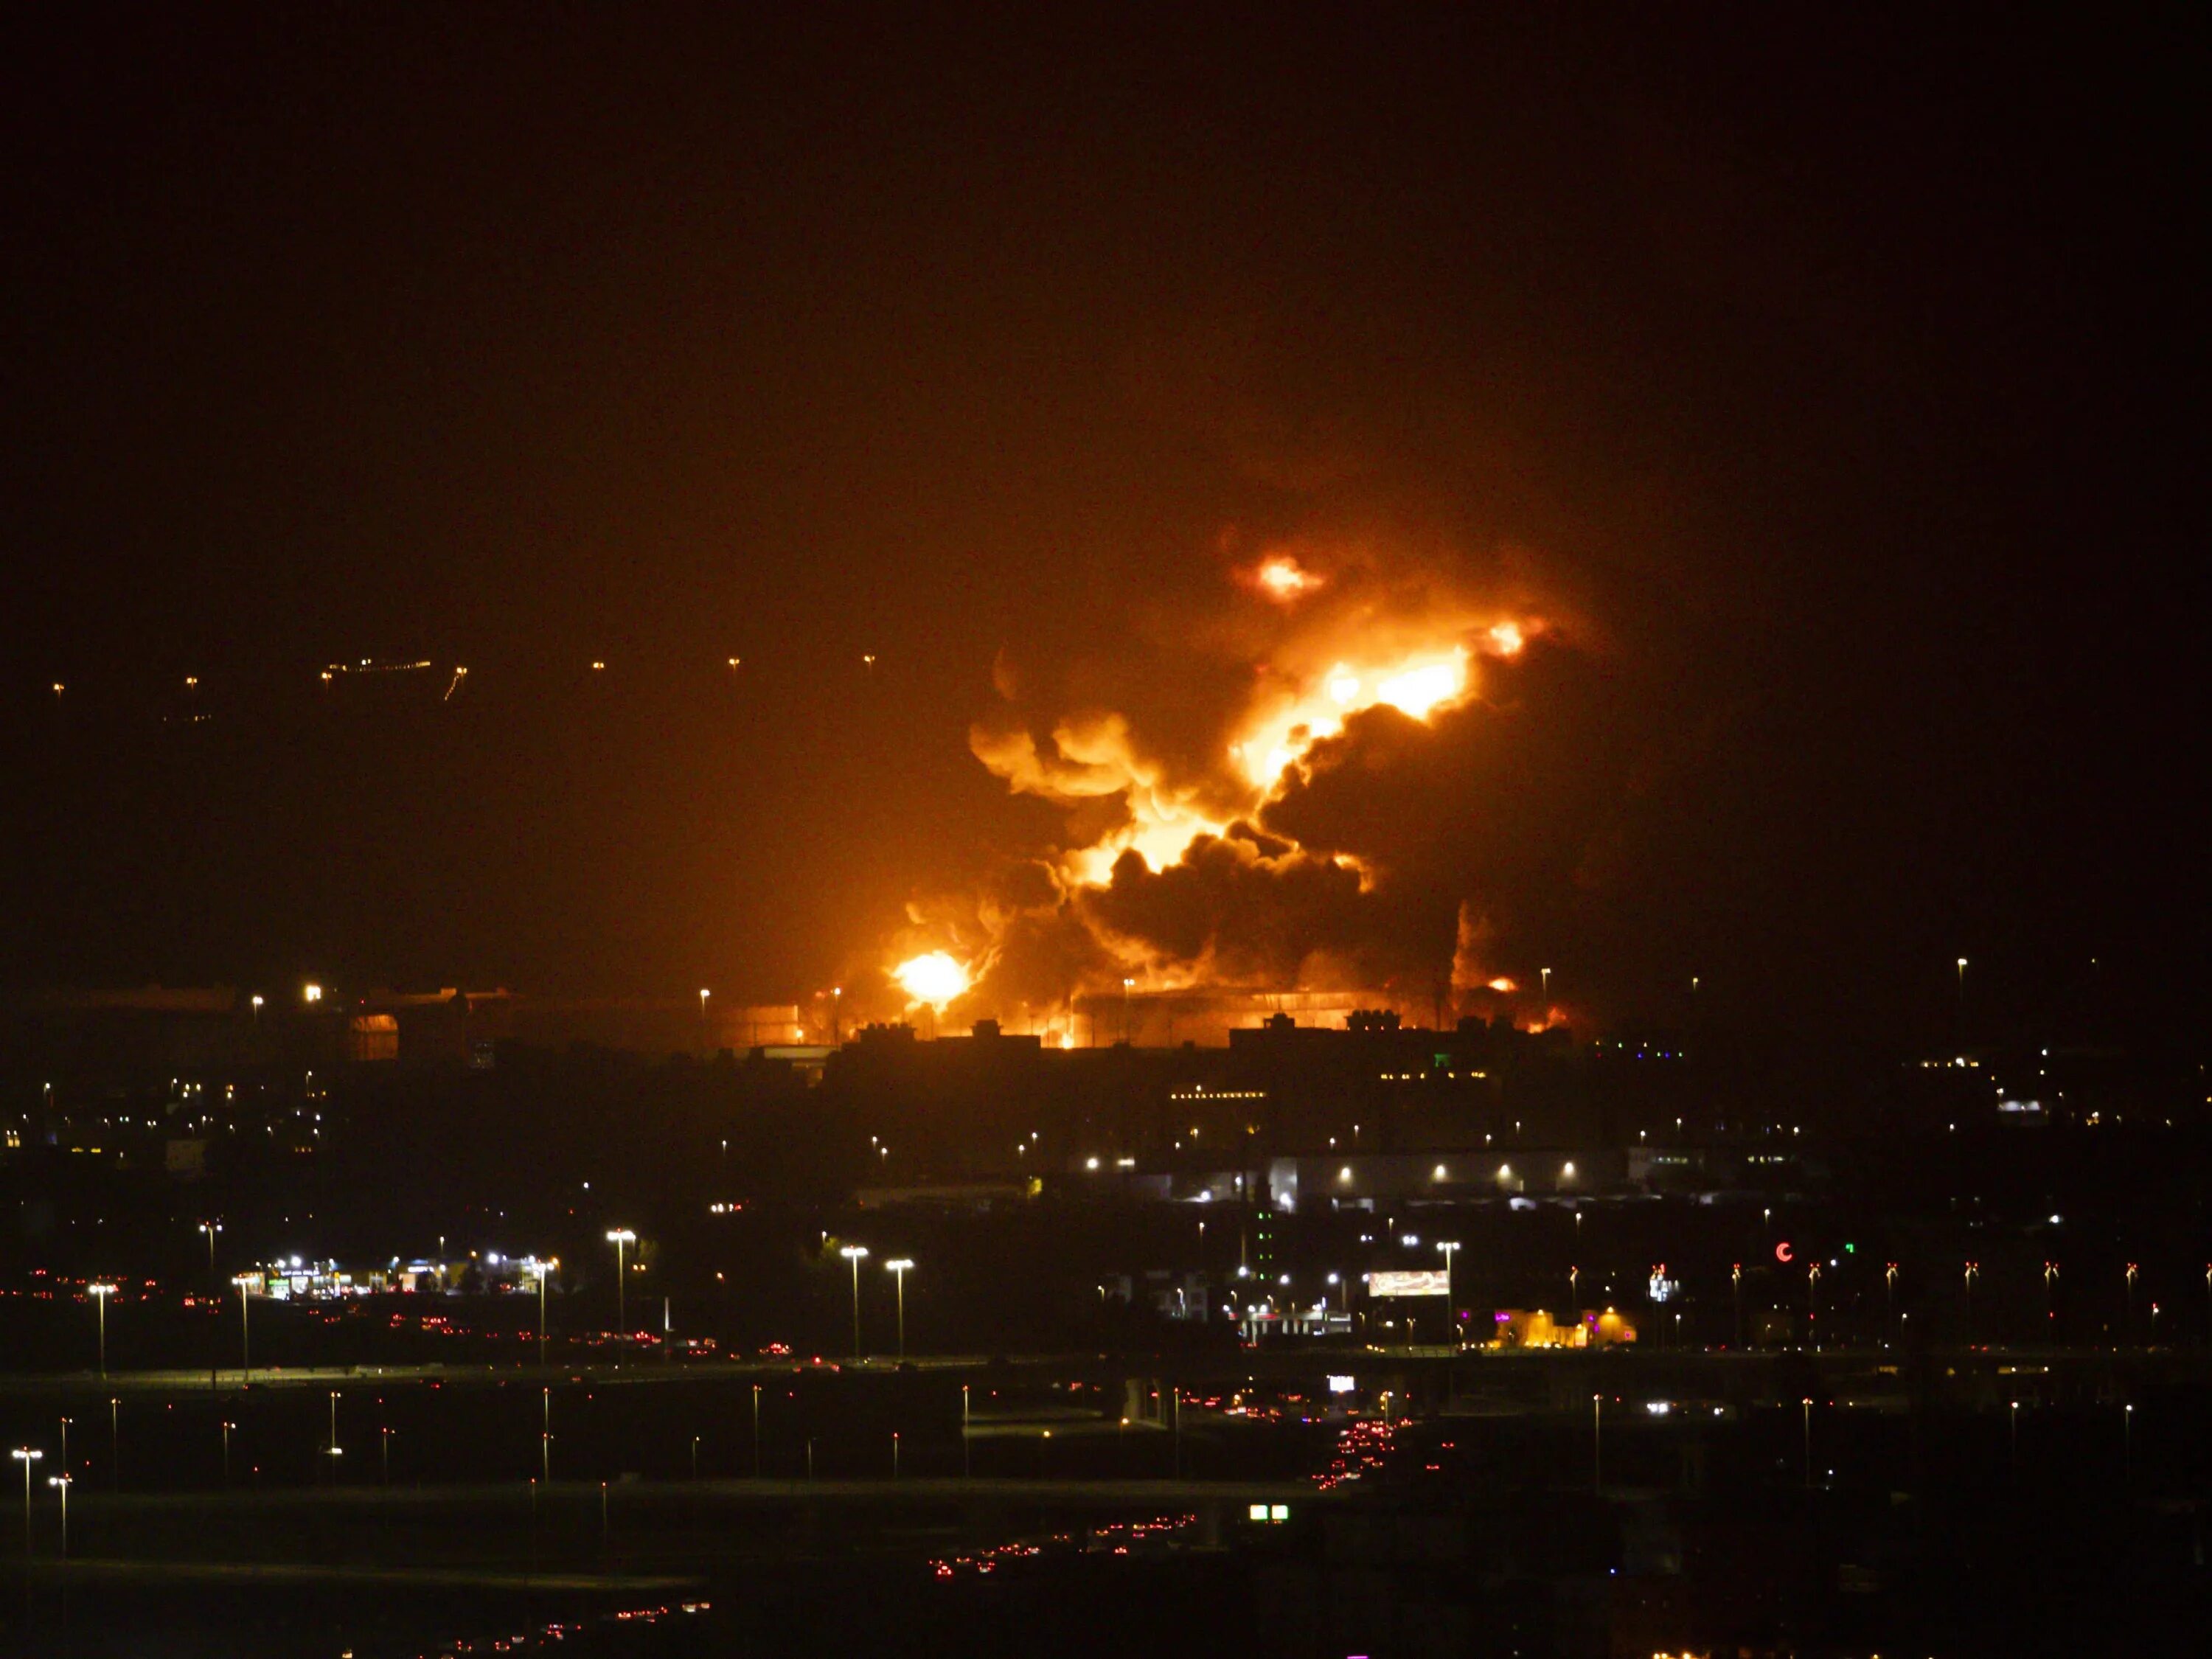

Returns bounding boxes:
[894,952,971,1007]
[1375,652,1468,718]
[1255,557,1319,599]
[1234,647,1472,789]
[1486,621,1524,655]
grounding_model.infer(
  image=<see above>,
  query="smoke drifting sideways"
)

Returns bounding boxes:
[886,536,1649,1038]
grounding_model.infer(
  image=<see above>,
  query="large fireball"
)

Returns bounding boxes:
[894,951,971,1007]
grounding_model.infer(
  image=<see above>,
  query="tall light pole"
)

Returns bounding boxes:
[1955,956,1968,1041]
[198,1220,222,1281]
[1541,967,1552,1004]
[327,1391,342,1480]
[234,1273,257,1374]
[606,1230,636,1338]
[1963,1262,1978,1342]
[1806,1262,1821,1351]
[699,988,711,1051]
[2126,1262,2139,1344]
[1436,1241,1461,1338]
[12,1450,41,1558]
[1590,1394,1601,1495]
[885,1259,914,1361]
[89,1281,115,1377]
[1802,1397,1815,1492]
[46,1474,69,1559]
[840,1245,869,1360]
[223,1420,234,1485]
[751,1383,762,1478]
[532,1259,555,1364]
[542,1386,552,1484]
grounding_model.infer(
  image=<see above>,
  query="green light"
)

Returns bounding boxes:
[1843,1242,1856,1254]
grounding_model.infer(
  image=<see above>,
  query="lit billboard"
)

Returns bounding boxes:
[1366,1269,1451,1298]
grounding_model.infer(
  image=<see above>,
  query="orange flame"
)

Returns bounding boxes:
[951,538,1554,1010]
[1252,555,1321,601]
[894,952,971,1007]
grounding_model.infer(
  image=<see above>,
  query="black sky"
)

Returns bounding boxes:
[1,7,2200,1043]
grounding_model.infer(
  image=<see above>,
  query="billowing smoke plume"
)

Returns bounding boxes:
[886,533,1638,1034]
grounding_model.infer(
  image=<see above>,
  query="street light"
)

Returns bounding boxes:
[89,1281,116,1377]
[606,1230,636,1338]
[1802,1397,1815,1491]
[198,1220,222,1281]
[532,1258,556,1364]
[884,1259,915,1361]
[1590,1394,1601,1495]
[234,1273,257,1374]
[12,1450,41,1557]
[47,1474,69,1559]
[840,1245,869,1360]
[1435,1242,1461,1336]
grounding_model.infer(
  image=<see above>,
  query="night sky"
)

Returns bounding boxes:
[1,9,2199,1043]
